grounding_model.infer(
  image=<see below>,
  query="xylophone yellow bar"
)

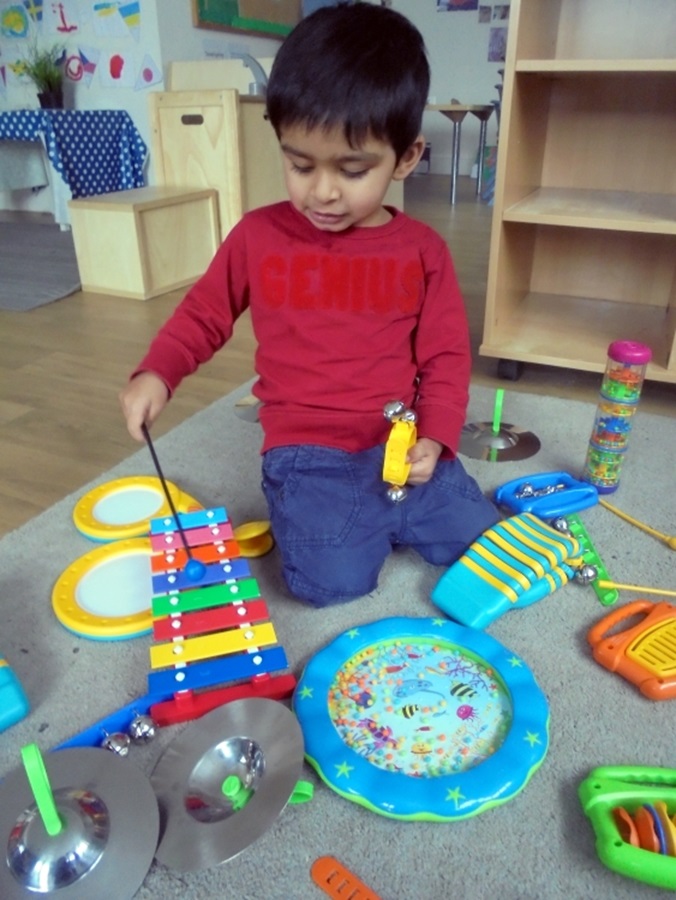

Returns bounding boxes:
[149,621,278,669]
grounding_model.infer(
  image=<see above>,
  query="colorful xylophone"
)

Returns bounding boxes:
[146,507,296,726]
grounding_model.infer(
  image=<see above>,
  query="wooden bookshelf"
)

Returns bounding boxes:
[481,0,676,383]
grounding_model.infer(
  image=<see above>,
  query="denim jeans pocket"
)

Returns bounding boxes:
[262,445,363,548]
[426,457,487,502]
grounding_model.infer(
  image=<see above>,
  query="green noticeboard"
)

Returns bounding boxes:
[191,0,300,38]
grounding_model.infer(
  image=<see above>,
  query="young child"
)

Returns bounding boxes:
[120,4,499,607]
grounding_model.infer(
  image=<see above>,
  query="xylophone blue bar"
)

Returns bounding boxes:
[147,645,290,695]
[150,506,229,534]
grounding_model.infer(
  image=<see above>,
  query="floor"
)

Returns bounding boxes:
[0,175,672,536]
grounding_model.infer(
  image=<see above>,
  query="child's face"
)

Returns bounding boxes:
[279,124,422,232]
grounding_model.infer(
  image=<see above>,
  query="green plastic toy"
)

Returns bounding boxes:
[579,765,676,891]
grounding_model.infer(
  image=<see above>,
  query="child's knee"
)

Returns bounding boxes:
[280,551,381,608]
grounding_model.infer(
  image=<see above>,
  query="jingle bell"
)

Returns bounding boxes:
[383,400,406,421]
[551,517,570,534]
[129,714,157,744]
[387,485,407,503]
[575,564,598,586]
[101,731,131,756]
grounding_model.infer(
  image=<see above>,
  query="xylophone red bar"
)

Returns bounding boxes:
[149,672,298,726]
[152,598,271,641]
[149,521,234,553]
[150,539,240,573]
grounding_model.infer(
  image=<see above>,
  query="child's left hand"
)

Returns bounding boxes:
[406,438,443,485]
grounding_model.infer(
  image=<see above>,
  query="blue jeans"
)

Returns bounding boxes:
[261,444,499,607]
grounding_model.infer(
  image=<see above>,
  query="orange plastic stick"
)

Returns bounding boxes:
[311,856,382,900]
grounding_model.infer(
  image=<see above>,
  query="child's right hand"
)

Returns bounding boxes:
[119,372,170,442]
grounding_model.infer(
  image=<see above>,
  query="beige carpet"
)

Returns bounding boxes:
[0,382,674,899]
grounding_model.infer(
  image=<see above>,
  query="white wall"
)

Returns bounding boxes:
[0,0,506,215]
[391,1,505,175]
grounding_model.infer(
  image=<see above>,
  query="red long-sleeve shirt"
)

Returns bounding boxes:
[135,201,471,456]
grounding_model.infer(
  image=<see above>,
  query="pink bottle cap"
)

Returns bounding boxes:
[608,341,652,366]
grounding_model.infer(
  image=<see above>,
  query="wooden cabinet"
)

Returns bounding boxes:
[150,90,288,242]
[481,0,676,384]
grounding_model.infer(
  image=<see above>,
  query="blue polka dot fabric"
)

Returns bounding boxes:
[0,110,147,198]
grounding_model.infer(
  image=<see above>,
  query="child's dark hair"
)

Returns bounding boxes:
[266,3,430,162]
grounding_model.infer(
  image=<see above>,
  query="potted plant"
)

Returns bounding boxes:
[21,42,65,109]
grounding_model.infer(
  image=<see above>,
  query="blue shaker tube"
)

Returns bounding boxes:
[0,658,30,732]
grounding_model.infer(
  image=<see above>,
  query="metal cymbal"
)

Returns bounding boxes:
[459,420,541,462]
[0,747,159,899]
[150,698,304,872]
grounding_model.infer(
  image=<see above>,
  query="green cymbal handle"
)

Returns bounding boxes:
[492,388,505,436]
[21,743,63,837]
[289,779,314,804]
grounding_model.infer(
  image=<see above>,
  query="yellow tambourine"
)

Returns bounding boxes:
[52,538,155,640]
[73,476,201,542]
[383,419,417,487]
[233,520,274,557]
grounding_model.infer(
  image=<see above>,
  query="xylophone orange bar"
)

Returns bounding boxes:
[150,539,240,573]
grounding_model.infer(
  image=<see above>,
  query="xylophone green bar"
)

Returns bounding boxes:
[152,576,261,617]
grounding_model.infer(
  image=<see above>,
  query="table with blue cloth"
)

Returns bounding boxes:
[0,109,148,226]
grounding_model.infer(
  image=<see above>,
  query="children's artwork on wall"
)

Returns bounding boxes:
[46,0,80,35]
[64,44,99,84]
[134,51,159,90]
[1,4,31,38]
[437,0,479,11]
[6,57,25,84]
[91,0,130,38]
[493,4,509,20]
[23,0,44,26]
[478,5,491,23]
[118,0,140,41]
[99,48,135,87]
[0,0,159,104]
[488,25,506,61]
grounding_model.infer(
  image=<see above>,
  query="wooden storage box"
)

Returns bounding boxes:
[150,89,287,241]
[68,186,220,300]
